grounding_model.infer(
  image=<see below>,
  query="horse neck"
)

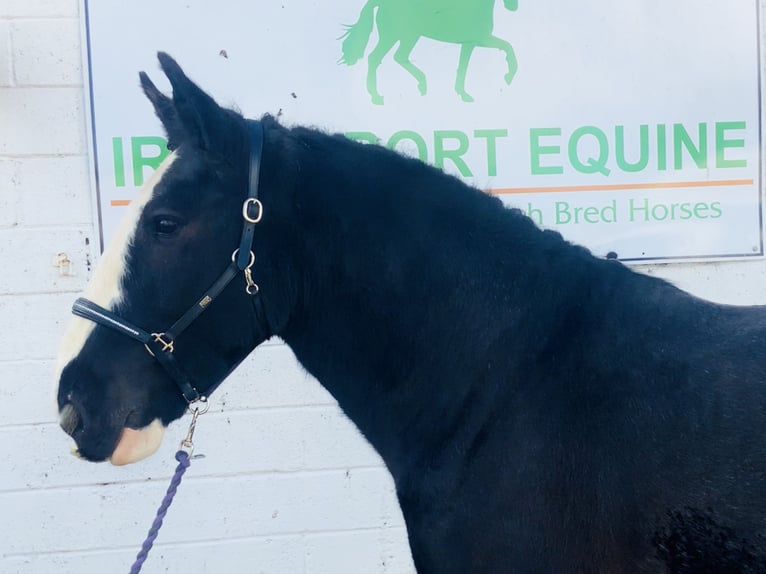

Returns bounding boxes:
[257,125,582,478]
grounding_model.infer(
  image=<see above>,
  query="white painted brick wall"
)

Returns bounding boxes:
[0,87,85,155]
[11,18,81,86]
[1,2,765,574]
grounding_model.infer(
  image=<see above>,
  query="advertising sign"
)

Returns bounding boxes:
[83,0,762,262]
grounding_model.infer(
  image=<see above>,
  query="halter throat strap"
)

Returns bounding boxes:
[72,120,267,404]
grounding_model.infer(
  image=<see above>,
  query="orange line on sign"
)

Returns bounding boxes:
[490,179,754,195]
[111,199,132,206]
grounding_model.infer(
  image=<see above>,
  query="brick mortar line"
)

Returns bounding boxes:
[0,463,390,496]
[0,153,88,159]
[9,82,84,88]
[0,16,79,22]
[0,222,93,228]
[1,524,410,560]
[0,289,89,297]
[0,85,83,90]
[0,228,94,236]
[2,290,131,298]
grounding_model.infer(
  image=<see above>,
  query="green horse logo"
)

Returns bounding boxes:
[339,0,519,105]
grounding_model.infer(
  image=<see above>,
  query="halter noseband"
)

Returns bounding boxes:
[71,120,267,404]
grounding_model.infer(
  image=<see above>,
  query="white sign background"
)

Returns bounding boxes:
[83,0,762,262]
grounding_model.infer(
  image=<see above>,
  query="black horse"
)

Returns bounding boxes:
[56,53,766,573]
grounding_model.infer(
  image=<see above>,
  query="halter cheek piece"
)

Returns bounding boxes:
[71,121,268,404]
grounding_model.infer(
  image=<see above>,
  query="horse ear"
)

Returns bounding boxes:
[155,52,231,154]
[139,71,184,151]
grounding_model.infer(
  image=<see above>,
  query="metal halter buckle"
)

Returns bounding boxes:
[242,198,263,224]
[144,332,174,357]
[151,332,175,352]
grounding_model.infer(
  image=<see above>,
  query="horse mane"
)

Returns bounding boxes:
[270,117,618,299]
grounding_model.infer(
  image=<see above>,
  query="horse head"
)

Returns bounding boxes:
[55,53,277,465]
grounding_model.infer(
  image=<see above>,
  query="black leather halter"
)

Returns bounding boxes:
[71,120,267,404]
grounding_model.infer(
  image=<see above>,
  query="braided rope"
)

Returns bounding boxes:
[128,450,191,573]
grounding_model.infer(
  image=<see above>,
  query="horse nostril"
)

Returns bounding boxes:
[59,403,81,437]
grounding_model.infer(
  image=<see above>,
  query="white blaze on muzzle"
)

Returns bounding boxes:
[109,419,166,466]
[54,155,177,462]
[54,154,177,385]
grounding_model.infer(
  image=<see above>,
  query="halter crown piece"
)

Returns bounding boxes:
[71,120,267,404]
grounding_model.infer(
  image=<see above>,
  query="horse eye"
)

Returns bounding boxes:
[152,216,180,236]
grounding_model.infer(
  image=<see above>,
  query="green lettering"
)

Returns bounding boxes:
[673,123,707,170]
[530,128,563,175]
[715,121,747,169]
[657,124,667,171]
[131,136,169,187]
[615,125,649,172]
[652,203,669,221]
[434,130,472,176]
[568,126,610,176]
[526,202,543,225]
[112,137,125,188]
[555,201,571,224]
[693,202,710,219]
[629,198,650,222]
[474,129,508,177]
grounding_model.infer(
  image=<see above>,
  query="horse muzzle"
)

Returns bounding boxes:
[59,402,165,465]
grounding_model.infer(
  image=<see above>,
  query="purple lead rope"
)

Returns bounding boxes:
[128,450,191,574]
[127,398,207,574]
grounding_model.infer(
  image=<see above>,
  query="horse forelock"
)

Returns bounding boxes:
[54,153,178,388]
